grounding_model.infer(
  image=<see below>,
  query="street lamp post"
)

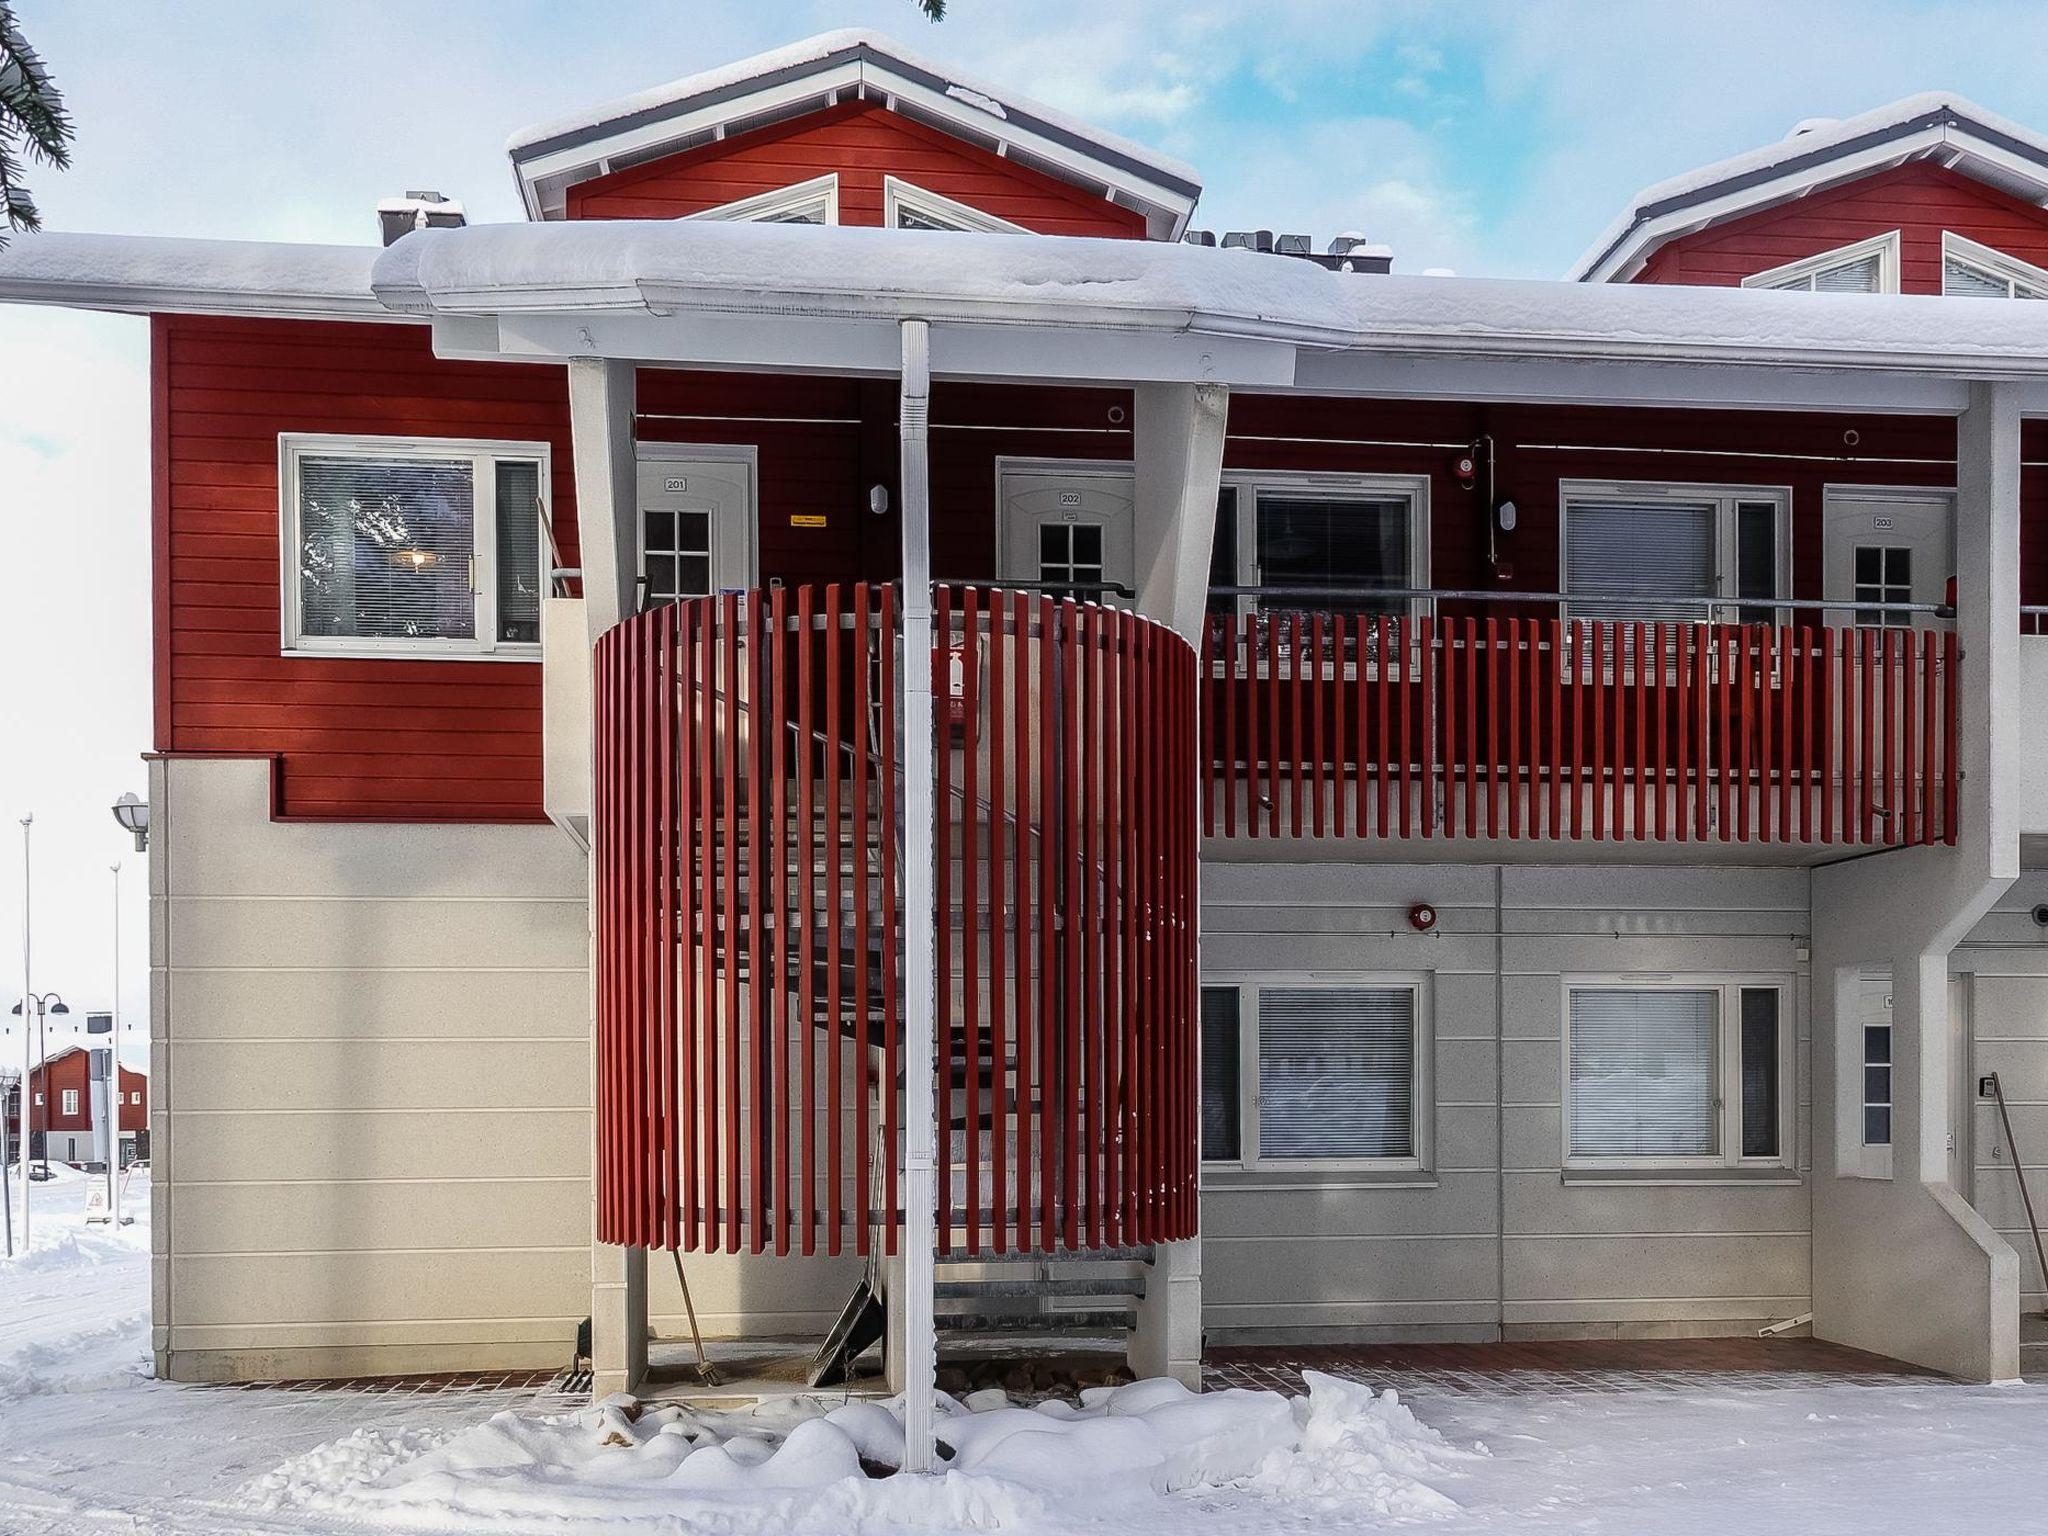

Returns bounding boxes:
[12,992,69,1191]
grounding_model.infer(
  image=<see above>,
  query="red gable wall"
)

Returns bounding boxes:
[152,314,579,820]
[1635,162,2048,291]
[18,1052,146,1133]
[566,99,1147,237]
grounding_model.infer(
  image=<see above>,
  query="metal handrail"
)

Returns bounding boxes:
[1208,584,1954,618]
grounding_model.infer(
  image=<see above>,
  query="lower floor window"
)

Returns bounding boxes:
[1201,979,1425,1166]
[1567,980,1785,1167]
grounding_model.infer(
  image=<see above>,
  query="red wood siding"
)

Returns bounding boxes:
[567,99,1147,237]
[154,314,579,821]
[1635,162,2048,292]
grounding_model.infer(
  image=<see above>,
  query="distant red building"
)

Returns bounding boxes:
[6,1047,148,1164]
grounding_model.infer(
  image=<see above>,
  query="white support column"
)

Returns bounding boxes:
[897,319,939,1472]
[1132,382,1229,642]
[1810,381,2022,1382]
[1129,381,1224,1385]
[569,354,647,1397]
[567,356,639,646]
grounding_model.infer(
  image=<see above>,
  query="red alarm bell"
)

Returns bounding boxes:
[1408,903,1437,932]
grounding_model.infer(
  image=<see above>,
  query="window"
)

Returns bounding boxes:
[1037,521,1107,599]
[883,176,1027,234]
[1566,981,1786,1167]
[130,1091,142,1106]
[643,506,714,606]
[690,173,838,226]
[1210,473,1429,621]
[61,1089,77,1117]
[1853,545,1914,626]
[1200,987,1242,1162]
[1743,231,1900,294]
[1863,1022,1892,1147]
[1201,978,1427,1167]
[281,435,549,659]
[1940,232,2048,300]
[1561,481,1788,624]
[32,1092,41,1106]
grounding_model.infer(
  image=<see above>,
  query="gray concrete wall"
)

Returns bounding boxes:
[1200,860,1814,1344]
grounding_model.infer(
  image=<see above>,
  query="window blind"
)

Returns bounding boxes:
[1814,252,1883,293]
[1565,498,1715,620]
[1200,987,1242,1162]
[1569,988,1717,1158]
[495,459,543,644]
[1944,257,2010,299]
[298,454,476,641]
[1257,987,1415,1160]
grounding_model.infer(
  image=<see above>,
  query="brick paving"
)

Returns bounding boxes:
[1204,1336,1937,1397]
[197,1367,579,1401]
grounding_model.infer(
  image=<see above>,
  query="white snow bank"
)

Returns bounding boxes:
[0,231,385,316]
[246,1371,1475,1530]
[0,1169,154,1397]
[369,215,2048,372]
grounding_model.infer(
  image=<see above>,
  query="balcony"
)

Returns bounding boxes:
[1202,598,1960,849]
[591,585,1200,1259]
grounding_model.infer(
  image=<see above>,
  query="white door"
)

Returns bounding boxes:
[997,468,1135,601]
[636,451,755,605]
[1823,490,1953,629]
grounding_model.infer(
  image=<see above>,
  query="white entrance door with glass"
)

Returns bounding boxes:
[635,448,756,606]
[1821,489,1955,630]
[996,466,1136,600]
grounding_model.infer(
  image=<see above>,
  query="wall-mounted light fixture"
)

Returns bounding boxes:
[111,793,150,854]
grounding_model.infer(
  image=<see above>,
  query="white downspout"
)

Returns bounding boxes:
[897,318,939,1472]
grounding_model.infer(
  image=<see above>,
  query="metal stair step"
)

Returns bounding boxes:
[934,1309,1133,1335]
[934,1276,1145,1300]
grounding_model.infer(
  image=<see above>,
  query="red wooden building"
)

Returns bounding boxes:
[8,32,2048,1393]
[7,1048,148,1165]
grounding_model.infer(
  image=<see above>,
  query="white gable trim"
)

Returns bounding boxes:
[1741,230,1901,294]
[882,176,1027,234]
[1942,231,2048,296]
[688,173,840,226]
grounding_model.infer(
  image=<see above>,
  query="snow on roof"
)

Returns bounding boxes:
[371,217,2048,376]
[1572,91,2048,283]
[505,29,1199,192]
[0,231,386,319]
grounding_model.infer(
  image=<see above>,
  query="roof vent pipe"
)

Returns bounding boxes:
[378,190,467,247]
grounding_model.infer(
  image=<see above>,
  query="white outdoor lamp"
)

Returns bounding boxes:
[111,793,150,853]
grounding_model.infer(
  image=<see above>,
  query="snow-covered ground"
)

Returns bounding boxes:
[4,1182,2048,1535]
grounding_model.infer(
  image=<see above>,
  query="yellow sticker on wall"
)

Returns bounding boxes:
[790,514,827,528]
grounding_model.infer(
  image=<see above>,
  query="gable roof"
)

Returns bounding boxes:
[504,29,1202,239]
[1572,92,2048,283]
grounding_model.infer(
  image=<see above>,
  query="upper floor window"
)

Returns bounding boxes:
[1742,231,1900,295]
[690,173,839,226]
[1561,480,1787,624]
[281,434,550,661]
[61,1089,78,1117]
[883,176,1026,233]
[1941,232,2048,299]
[1212,472,1431,621]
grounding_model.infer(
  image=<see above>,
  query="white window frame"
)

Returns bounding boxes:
[688,172,839,226]
[1741,230,1901,294]
[1558,478,1792,626]
[60,1088,77,1117]
[1220,469,1433,625]
[1201,971,1434,1173]
[1940,231,2048,298]
[883,175,1028,234]
[1560,974,1794,1173]
[279,433,551,662]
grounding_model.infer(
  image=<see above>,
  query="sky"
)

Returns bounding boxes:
[8,0,2048,1071]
